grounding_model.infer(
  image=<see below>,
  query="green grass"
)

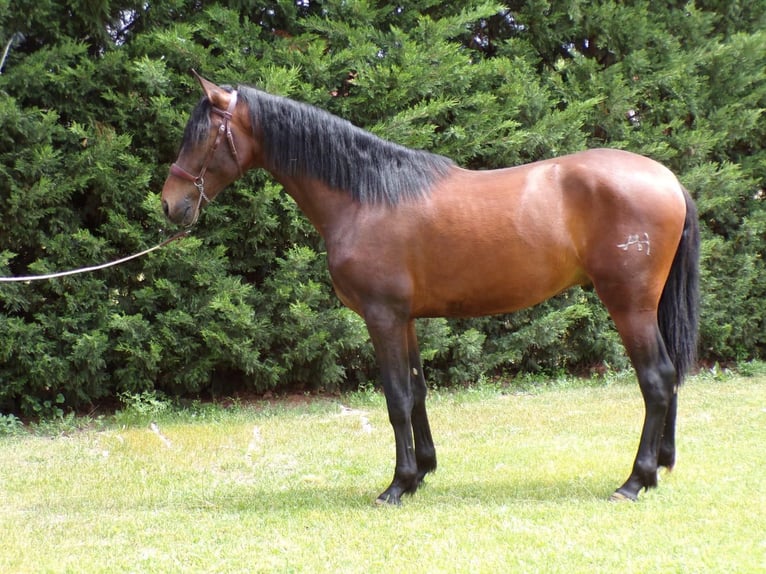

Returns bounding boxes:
[1,374,764,573]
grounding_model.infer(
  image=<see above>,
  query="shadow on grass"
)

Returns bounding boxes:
[185,473,621,513]
[423,475,619,505]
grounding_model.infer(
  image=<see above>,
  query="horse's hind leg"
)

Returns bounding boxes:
[658,392,678,470]
[408,322,437,484]
[609,309,677,501]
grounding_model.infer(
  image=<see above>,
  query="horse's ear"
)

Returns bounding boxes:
[191,69,230,109]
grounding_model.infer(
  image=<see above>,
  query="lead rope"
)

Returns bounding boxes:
[0,230,190,282]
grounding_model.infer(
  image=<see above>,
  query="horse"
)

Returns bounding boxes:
[161,72,700,505]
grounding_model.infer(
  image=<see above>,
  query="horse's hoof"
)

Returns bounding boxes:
[609,490,636,503]
[375,494,401,506]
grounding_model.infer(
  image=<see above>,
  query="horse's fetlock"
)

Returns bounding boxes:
[635,459,660,489]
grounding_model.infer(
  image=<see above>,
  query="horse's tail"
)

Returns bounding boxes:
[658,186,701,384]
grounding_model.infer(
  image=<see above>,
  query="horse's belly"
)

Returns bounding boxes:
[418,291,545,318]
[411,257,586,318]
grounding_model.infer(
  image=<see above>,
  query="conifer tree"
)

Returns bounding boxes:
[0,1,764,415]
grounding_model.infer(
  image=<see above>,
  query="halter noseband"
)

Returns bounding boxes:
[169,90,244,213]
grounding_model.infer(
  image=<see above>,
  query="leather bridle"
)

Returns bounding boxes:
[169,90,245,215]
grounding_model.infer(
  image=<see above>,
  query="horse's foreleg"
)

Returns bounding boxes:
[366,310,419,505]
[611,311,677,501]
[407,322,437,485]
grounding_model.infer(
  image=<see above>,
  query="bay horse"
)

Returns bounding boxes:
[161,73,700,504]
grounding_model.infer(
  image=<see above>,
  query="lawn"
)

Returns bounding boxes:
[1,373,764,573]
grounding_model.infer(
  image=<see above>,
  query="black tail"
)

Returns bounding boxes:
[658,187,700,384]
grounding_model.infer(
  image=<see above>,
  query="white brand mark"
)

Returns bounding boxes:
[617,233,651,255]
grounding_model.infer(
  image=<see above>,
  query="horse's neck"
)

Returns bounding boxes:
[270,171,360,241]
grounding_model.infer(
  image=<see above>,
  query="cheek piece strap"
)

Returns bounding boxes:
[169,90,244,210]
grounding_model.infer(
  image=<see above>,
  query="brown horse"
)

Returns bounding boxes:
[162,73,700,504]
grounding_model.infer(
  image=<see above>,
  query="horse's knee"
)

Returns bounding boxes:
[384,390,413,426]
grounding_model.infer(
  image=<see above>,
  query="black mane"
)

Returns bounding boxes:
[226,86,455,205]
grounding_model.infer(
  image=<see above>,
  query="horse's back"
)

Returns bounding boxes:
[328,148,688,320]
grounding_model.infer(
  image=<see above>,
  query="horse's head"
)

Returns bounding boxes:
[161,72,252,227]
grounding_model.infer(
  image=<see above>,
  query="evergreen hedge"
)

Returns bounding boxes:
[1,1,764,415]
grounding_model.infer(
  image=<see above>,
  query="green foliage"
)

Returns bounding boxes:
[114,389,173,425]
[0,412,23,436]
[1,1,765,415]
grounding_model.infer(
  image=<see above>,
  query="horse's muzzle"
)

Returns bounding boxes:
[162,197,196,227]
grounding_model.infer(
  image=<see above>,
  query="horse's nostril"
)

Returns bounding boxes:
[162,199,170,218]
